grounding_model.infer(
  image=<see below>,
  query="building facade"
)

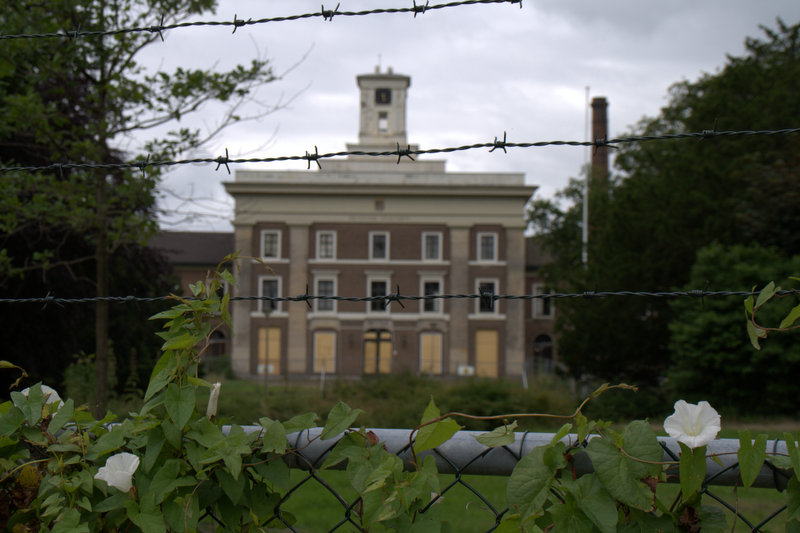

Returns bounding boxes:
[223,67,536,379]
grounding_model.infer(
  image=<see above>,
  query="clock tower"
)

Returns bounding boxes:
[349,66,413,153]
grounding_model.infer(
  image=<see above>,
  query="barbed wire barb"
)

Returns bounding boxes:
[413,0,430,17]
[148,15,166,41]
[214,148,231,174]
[305,145,322,169]
[321,3,341,21]
[489,131,508,153]
[396,143,415,164]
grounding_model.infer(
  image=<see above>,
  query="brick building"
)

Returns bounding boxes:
[223,67,538,379]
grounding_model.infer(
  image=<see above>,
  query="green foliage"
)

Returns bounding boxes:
[529,20,800,391]
[63,350,118,407]
[0,0,280,414]
[669,242,800,414]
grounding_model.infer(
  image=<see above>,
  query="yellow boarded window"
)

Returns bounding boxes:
[475,329,498,378]
[364,330,392,374]
[258,327,281,375]
[420,332,442,375]
[314,332,336,373]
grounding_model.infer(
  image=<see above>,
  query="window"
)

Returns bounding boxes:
[316,278,336,313]
[477,232,497,262]
[369,232,389,260]
[421,279,442,314]
[369,279,389,312]
[422,232,442,261]
[420,332,442,375]
[258,326,281,375]
[364,329,392,374]
[261,230,281,259]
[378,112,389,133]
[314,332,336,374]
[532,283,553,318]
[259,276,281,313]
[317,231,336,260]
[476,279,498,314]
[207,331,227,358]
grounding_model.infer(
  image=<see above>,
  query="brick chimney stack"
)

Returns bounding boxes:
[591,96,609,182]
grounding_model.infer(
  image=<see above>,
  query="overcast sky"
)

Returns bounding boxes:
[141,0,800,232]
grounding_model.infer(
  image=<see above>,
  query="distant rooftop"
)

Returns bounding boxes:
[150,232,234,266]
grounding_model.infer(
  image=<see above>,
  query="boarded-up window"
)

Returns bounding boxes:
[314,332,336,374]
[475,329,498,378]
[364,330,392,374]
[420,332,442,375]
[258,327,281,375]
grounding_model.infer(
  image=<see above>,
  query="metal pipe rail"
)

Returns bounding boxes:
[263,427,792,490]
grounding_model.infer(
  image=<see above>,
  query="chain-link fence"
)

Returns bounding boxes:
[198,427,791,532]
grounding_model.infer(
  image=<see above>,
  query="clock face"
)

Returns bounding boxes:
[375,88,391,105]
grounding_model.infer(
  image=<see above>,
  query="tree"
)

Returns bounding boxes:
[668,243,800,415]
[0,0,281,414]
[530,19,800,387]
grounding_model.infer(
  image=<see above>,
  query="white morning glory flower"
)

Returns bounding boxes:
[664,400,721,449]
[21,384,62,406]
[206,382,221,418]
[94,452,140,492]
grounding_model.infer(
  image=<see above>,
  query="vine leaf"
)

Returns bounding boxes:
[321,401,363,440]
[738,431,767,488]
[475,421,518,448]
[780,303,800,329]
[755,281,778,309]
[506,445,556,519]
[561,475,617,533]
[164,383,194,431]
[585,421,662,512]
[679,442,707,497]
[413,397,461,454]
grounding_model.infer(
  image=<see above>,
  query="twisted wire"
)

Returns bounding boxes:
[1,128,798,174]
[0,288,794,305]
[0,0,522,41]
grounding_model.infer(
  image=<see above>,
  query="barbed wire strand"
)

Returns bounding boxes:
[0,288,796,305]
[0,0,522,42]
[1,128,798,175]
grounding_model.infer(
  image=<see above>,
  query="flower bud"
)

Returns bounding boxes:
[206,382,221,419]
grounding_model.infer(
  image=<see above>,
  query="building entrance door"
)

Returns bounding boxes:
[364,329,392,374]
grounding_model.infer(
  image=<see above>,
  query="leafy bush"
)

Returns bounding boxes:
[62,349,117,407]
[669,243,800,415]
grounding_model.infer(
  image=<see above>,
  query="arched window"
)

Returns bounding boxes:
[207,330,227,358]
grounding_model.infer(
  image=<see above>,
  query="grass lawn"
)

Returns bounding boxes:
[261,469,789,532]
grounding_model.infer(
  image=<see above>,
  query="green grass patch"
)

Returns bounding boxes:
[274,470,509,532]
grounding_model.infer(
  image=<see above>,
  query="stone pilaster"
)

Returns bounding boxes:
[504,227,525,376]
[231,224,253,377]
[448,227,470,373]
[287,224,309,373]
